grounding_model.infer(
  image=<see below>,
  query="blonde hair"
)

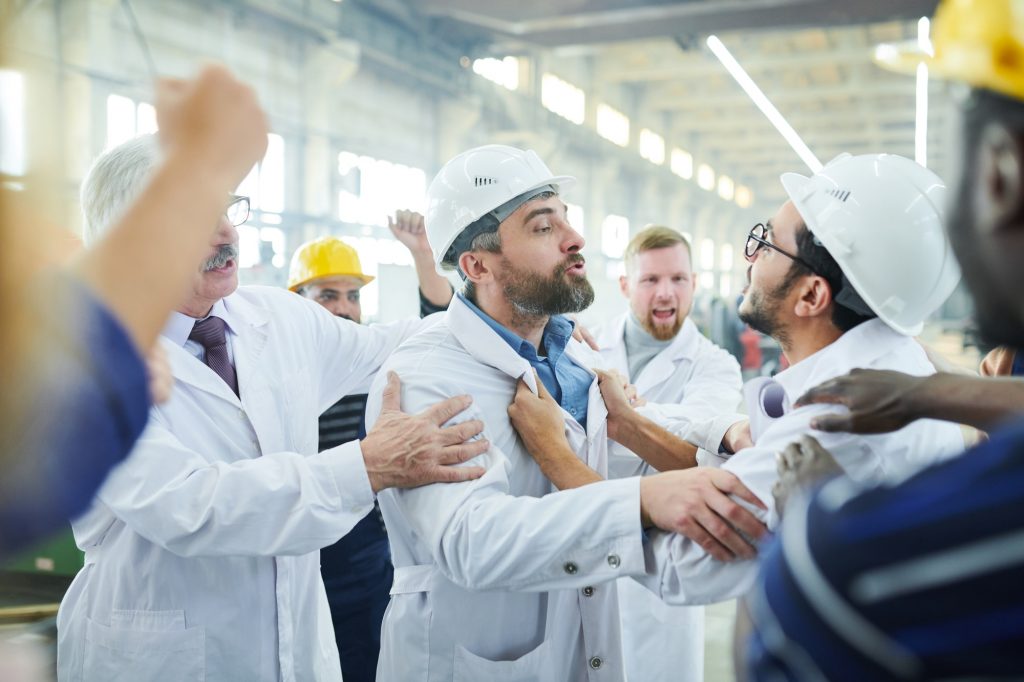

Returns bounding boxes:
[623,225,692,271]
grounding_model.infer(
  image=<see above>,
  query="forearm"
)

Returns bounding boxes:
[912,372,1024,431]
[530,439,604,490]
[72,149,235,351]
[413,251,454,308]
[611,410,700,471]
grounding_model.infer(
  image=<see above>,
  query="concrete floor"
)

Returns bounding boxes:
[704,601,738,682]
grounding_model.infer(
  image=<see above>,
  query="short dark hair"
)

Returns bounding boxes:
[782,224,877,333]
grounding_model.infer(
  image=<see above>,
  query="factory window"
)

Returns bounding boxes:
[719,243,734,272]
[717,175,735,201]
[670,148,693,180]
[601,214,630,258]
[473,57,519,91]
[639,129,665,165]
[735,185,754,208]
[566,202,585,234]
[105,94,157,150]
[337,151,427,227]
[700,238,716,271]
[0,70,25,176]
[697,163,716,192]
[236,134,287,269]
[541,73,585,125]
[238,133,285,214]
[597,104,629,147]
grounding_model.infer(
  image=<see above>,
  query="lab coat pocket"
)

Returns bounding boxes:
[453,639,552,682]
[83,611,204,682]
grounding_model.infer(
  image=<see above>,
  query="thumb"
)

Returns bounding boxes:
[532,369,552,399]
[381,371,401,412]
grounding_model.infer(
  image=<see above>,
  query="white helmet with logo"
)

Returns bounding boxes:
[780,153,960,336]
[425,145,576,273]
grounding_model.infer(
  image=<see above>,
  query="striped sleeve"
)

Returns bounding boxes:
[747,422,1024,682]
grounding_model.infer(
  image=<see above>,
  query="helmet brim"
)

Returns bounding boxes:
[288,273,375,293]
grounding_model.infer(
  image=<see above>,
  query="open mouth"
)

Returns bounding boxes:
[208,258,237,274]
[652,307,676,322]
[565,260,587,276]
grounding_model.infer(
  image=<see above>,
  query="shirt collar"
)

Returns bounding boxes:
[162,298,236,347]
[457,293,575,363]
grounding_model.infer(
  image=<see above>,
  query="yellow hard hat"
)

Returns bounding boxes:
[874,0,1024,102]
[287,236,374,292]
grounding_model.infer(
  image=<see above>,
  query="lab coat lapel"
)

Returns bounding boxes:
[446,297,538,392]
[223,293,275,447]
[161,337,241,406]
[634,318,699,396]
[596,313,631,378]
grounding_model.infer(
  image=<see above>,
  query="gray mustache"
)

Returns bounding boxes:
[202,244,239,271]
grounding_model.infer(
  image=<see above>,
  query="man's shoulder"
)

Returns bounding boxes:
[231,285,304,310]
[384,315,465,372]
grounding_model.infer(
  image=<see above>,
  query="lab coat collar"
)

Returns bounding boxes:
[161,290,271,406]
[772,318,902,401]
[595,312,701,392]
[445,296,608,444]
[446,295,540,393]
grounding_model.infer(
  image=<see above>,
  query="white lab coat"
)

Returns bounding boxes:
[56,285,421,682]
[593,313,742,682]
[365,295,646,682]
[641,319,966,606]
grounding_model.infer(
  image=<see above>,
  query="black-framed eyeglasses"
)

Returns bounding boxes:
[744,223,820,275]
[226,195,250,227]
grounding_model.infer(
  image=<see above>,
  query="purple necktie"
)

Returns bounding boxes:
[189,316,239,397]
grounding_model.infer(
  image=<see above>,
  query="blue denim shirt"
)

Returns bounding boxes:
[459,294,592,428]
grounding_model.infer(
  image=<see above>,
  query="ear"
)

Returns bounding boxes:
[458,250,492,286]
[619,274,629,298]
[792,275,832,320]
[979,122,1024,235]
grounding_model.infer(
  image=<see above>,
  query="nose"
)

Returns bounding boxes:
[561,219,585,254]
[214,215,239,246]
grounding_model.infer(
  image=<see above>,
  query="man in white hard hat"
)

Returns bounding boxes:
[746,0,1024,677]
[285,214,453,682]
[364,144,768,681]
[591,225,742,682]
[509,153,968,617]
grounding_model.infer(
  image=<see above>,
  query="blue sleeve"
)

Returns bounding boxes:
[747,424,1024,682]
[0,280,151,554]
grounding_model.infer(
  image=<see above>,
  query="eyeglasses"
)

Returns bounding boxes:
[226,195,250,227]
[744,223,820,275]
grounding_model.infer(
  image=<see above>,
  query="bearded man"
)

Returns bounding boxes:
[363,145,766,681]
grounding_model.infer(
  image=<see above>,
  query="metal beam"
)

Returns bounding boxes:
[418,0,939,47]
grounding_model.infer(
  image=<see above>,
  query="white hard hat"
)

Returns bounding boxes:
[780,153,961,336]
[425,145,576,273]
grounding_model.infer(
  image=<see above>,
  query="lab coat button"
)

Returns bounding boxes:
[582,586,595,597]
[607,554,621,568]
[563,561,578,575]
[238,409,246,419]
[589,656,603,670]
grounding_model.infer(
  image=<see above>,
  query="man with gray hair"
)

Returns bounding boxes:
[57,134,488,682]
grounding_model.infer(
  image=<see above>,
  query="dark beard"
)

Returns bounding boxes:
[739,278,794,349]
[499,254,595,324]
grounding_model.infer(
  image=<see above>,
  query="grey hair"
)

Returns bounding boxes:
[459,229,503,302]
[80,134,161,246]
